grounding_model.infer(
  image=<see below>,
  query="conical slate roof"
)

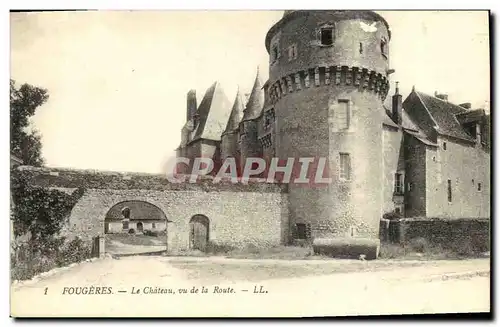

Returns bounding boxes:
[241,68,264,122]
[192,81,232,142]
[222,87,244,135]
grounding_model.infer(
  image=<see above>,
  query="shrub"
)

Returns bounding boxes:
[206,242,236,254]
[128,228,135,234]
[11,236,93,281]
[143,230,159,237]
[407,237,430,253]
[383,211,402,220]
[379,243,407,259]
[11,169,85,240]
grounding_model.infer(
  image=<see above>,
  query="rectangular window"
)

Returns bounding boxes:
[339,153,351,181]
[320,27,334,46]
[152,222,156,229]
[336,100,350,130]
[314,67,320,86]
[122,221,129,230]
[295,73,301,90]
[443,142,447,150]
[447,179,452,202]
[395,173,404,194]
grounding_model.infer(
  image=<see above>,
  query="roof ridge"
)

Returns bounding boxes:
[417,91,468,113]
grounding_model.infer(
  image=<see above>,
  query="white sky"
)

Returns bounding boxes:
[10,10,490,173]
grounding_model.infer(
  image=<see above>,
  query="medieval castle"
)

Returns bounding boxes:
[176,10,490,244]
[14,10,490,257]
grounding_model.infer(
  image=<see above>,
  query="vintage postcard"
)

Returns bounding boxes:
[10,10,490,318]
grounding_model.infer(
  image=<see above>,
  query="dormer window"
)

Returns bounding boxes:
[320,26,334,46]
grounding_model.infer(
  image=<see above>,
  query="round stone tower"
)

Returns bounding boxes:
[265,11,391,244]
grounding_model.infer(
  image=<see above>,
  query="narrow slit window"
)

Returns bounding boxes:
[381,37,387,57]
[339,153,351,181]
[271,44,279,62]
[288,44,297,61]
[478,183,482,191]
[447,179,452,202]
[395,173,404,194]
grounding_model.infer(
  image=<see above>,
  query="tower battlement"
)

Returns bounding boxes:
[267,65,390,104]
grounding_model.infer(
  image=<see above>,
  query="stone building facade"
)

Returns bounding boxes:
[175,10,491,246]
[12,11,490,257]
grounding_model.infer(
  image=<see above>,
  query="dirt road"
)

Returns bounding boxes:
[11,256,490,317]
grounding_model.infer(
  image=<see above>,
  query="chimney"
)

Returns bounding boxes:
[459,102,472,109]
[434,91,448,102]
[392,82,402,126]
[186,90,197,121]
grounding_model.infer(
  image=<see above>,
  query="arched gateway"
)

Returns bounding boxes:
[104,200,168,254]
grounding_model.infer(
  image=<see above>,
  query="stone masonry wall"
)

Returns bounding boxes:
[403,134,427,217]
[17,166,287,252]
[382,126,404,215]
[63,189,286,252]
[425,136,490,218]
[382,218,490,253]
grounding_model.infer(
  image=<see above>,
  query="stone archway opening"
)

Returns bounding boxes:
[189,214,210,252]
[104,200,168,255]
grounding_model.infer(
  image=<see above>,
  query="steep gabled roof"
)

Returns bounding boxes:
[222,87,244,135]
[382,106,419,132]
[192,82,232,142]
[242,68,264,122]
[415,91,475,142]
[401,108,419,131]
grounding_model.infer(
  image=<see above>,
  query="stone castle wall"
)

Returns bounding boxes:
[16,166,288,253]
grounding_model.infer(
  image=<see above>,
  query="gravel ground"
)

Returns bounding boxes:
[10,256,490,317]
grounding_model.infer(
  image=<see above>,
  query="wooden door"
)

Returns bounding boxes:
[137,222,143,233]
[190,216,209,251]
